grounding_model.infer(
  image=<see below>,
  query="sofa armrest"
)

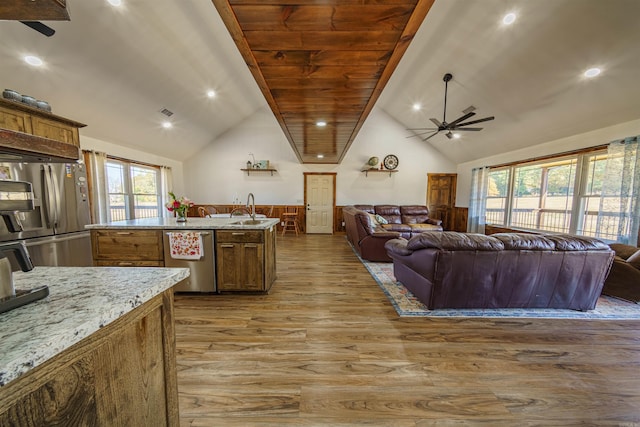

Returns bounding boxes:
[425,218,442,226]
[371,230,401,239]
[384,238,412,256]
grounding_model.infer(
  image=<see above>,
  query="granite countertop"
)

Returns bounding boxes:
[86,216,280,230]
[0,266,189,387]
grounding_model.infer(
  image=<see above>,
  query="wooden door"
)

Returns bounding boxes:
[304,173,335,234]
[427,173,457,231]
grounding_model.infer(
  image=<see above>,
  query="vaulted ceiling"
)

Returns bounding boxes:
[212,0,434,163]
[1,0,639,166]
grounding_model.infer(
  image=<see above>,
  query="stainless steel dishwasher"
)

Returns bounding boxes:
[163,230,216,292]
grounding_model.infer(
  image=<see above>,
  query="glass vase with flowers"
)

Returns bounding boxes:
[165,192,194,222]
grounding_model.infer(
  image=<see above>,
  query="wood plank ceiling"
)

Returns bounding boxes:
[212,0,435,164]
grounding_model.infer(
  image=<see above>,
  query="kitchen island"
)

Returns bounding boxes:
[0,266,189,426]
[87,217,279,293]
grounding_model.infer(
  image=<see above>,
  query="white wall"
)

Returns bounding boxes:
[455,118,640,207]
[80,135,185,194]
[183,106,456,206]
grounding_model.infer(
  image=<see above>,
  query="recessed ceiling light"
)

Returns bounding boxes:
[502,12,517,25]
[584,67,601,78]
[316,121,327,127]
[162,121,172,129]
[207,90,216,98]
[24,55,43,67]
[412,103,421,111]
[107,0,123,6]
[317,154,324,159]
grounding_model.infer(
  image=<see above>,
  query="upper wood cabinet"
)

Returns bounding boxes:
[0,98,85,160]
[0,0,70,21]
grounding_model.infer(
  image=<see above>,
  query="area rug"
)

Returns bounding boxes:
[361,259,640,319]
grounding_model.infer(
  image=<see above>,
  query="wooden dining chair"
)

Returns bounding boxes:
[198,205,218,217]
[280,206,300,236]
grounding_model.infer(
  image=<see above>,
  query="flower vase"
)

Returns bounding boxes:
[176,210,187,222]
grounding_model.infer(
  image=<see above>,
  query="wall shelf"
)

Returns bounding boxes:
[241,168,277,176]
[361,169,398,177]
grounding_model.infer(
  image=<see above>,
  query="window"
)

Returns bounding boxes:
[485,148,629,240]
[106,159,161,221]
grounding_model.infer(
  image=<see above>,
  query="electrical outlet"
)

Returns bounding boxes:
[342,221,345,226]
[281,222,285,226]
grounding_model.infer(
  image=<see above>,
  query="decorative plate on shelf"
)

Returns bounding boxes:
[383,154,399,170]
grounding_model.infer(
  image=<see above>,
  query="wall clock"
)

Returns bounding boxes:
[383,154,399,170]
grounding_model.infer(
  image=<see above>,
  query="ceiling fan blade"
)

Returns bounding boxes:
[406,130,439,138]
[453,127,483,131]
[429,118,443,128]
[422,131,440,141]
[456,116,495,127]
[21,21,55,37]
[406,127,438,131]
[447,112,475,128]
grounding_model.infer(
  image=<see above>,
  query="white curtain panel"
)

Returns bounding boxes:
[597,136,640,245]
[160,166,173,218]
[85,150,109,223]
[467,166,489,234]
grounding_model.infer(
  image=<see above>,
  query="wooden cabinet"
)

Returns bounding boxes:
[91,229,164,267]
[0,99,85,157]
[0,290,179,426]
[216,228,276,292]
[427,173,457,231]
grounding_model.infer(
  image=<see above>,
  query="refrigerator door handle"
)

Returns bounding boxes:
[42,165,58,228]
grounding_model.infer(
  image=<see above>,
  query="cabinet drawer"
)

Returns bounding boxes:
[31,116,80,146]
[92,230,163,261]
[0,106,32,133]
[95,260,164,267]
[216,230,263,243]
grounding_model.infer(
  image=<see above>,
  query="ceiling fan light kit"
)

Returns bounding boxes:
[407,73,495,141]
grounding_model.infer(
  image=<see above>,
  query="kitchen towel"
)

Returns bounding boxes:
[168,232,203,260]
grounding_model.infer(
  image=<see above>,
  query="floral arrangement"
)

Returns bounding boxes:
[165,192,194,218]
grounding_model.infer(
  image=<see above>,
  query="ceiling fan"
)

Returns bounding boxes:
[407,73,495,141]
[21,21,55,37]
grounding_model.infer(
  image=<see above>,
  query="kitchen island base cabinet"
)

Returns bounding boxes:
[0,290,179,426]
[216,227,276,292]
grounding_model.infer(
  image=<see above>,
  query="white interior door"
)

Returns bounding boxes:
[305,174,334,234]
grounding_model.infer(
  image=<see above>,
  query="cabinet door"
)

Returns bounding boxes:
[240,243,264,291]
[216,242,264,291]
[31,115,79,146]
[216,243,243,291]
[0,105,32,133]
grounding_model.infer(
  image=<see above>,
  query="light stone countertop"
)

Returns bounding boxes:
[85,216,280,230]
[0,266,190,387]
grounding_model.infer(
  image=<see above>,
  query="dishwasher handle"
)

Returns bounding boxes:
[165,231,211,236]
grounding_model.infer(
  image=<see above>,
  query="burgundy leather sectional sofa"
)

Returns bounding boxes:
[343,205,443,262]
[385,231,614,311]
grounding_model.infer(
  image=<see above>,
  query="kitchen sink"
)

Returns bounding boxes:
[231,219,269,225]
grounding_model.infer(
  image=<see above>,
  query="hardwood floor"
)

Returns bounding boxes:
[174,234,640,426]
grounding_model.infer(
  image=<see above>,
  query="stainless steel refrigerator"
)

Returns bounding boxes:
[0,161,92,268]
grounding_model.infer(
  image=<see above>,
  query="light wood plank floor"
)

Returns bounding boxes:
[175,234,640,426]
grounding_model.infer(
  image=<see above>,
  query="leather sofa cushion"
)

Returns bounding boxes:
[492,233,555,251]
[354,204,374,214]
[402,214,431,224]
[409,223,443,232]
[374,205,402,224]
[546,234,611,251]
[400,205,430,215]
[609,243,640,260]
[407,231,504,251]
[382,223,411,233]
[626,250,640,269]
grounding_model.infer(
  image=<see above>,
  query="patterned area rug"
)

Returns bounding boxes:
[361,259,640,319]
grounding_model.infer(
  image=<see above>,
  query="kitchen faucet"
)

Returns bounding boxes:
[247,192,256,221]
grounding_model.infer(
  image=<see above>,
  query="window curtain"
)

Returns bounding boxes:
[160,166,173,218]
[85,150,109,223]
[597,136,640,245]
[467,166,489,234]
